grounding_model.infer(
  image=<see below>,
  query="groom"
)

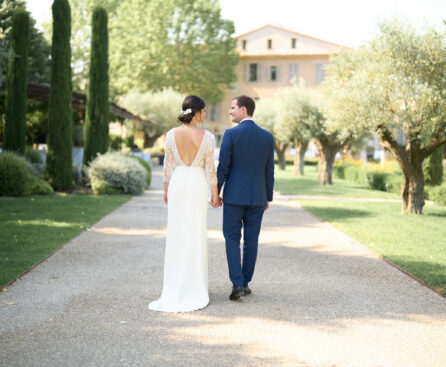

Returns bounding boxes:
[217,95,274,300]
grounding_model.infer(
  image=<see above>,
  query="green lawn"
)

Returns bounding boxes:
[275,164,400,199]
[275,164,446,296]
[0,194,130,287]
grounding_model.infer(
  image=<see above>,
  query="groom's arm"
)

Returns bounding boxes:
[217,130,232,195]
[265,135,275,202]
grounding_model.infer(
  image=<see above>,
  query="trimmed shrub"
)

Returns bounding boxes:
[0,152,30,196]
[425,184,446,206]
[86,152,146,195]
[25,146,45,175]
[127,154,152,187]
[366,171,390,191]
[28,175,54,195]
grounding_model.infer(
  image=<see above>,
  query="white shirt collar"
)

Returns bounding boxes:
[240,118,253,124]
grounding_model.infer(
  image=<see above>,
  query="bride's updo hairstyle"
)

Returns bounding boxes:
[178,95,206,124]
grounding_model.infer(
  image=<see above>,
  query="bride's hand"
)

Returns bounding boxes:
[210,195,221,208]
[164,191,168,204]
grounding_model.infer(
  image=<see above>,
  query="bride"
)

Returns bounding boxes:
[148,95,221,313]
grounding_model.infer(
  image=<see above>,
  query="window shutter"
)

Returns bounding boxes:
[276,66,281,81]
[257,63,264,82]
[265,66,270,82]
[243,63,249,82]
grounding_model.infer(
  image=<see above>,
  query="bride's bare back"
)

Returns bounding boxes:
[173,126,206,166]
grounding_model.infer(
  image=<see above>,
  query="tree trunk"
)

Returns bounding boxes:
[314,139,339,185]
[408,164,425,214]
[293,140,308,176]
[400,174,409,214]
[274,141,289,170]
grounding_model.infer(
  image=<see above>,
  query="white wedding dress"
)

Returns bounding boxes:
[148,128,217,312]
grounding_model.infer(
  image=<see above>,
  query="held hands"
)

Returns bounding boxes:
[210,195,222,208]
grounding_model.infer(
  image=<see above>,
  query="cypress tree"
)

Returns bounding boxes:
[424,146,444,186]
[3,7,29,154]
[83,6,109,166]
[46,0,73,191]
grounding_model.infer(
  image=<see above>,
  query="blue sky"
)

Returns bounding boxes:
[25,0,446,47]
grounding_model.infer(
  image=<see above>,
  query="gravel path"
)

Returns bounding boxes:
[1,166,445,367]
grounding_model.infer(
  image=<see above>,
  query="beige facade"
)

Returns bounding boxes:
[203,24,349,142]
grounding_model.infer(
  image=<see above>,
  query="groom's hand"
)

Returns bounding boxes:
[264,201,270,211]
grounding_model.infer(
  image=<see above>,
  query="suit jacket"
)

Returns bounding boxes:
[217,119,274,206]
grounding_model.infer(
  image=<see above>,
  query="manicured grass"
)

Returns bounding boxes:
[297,199,446,295]
[275,164,400,199]
[0,194,130,287]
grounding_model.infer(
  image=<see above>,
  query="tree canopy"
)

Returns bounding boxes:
[59,0,238,103]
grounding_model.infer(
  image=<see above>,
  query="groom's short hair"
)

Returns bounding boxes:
[233,95,255,117]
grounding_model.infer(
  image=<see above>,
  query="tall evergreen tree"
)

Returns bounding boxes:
[46,0,73,191]
[83,6,109,166]
[3,6,29,154]
[424,146,444,186]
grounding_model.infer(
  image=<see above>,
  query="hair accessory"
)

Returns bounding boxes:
[180,108,192,115]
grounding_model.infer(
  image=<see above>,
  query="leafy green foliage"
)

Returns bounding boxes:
[3,6,29,154]
[83,6,110,166]
[62,0,238,101]
[46,0,73,191]
[0,0,50,84]
[120,88,183,146]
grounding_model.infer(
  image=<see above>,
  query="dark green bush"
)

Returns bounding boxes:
[28,175,54,195]
[109,135,123,151]
[333,165,346,179]
[127,154,152,187]
[425,184,446,205]
[366,172,391,191]
[0,152,30,196]
[344,166,367,185]
[24,146,43,165]
[423,146,443,186]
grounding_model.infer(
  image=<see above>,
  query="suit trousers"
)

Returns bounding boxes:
[223,203,265,287]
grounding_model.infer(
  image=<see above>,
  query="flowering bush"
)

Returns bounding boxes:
[86,152,147,195]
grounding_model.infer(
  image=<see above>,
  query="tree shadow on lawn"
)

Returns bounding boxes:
[385,255,446,296]
[297,205,372,222]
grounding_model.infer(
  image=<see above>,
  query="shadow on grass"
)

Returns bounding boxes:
[386,256,446,296]
[299,206,372,222]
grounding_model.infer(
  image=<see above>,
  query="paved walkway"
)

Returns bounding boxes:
[1,167,445,367]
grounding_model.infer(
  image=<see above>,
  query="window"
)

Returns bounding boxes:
[316,63,326,83]
[242,40,246,50]
[291,38,297,49]
[270,66,277,81]
[249,63,258,82]
[289,63,299,81]
[267,39,272,49]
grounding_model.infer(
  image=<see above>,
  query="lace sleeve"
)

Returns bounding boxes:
[162,131,174,183]
[205,133,218,186]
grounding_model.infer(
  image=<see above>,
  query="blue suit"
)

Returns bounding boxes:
[217,119,274,287]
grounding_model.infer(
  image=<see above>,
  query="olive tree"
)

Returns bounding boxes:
[324,19,446,214]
